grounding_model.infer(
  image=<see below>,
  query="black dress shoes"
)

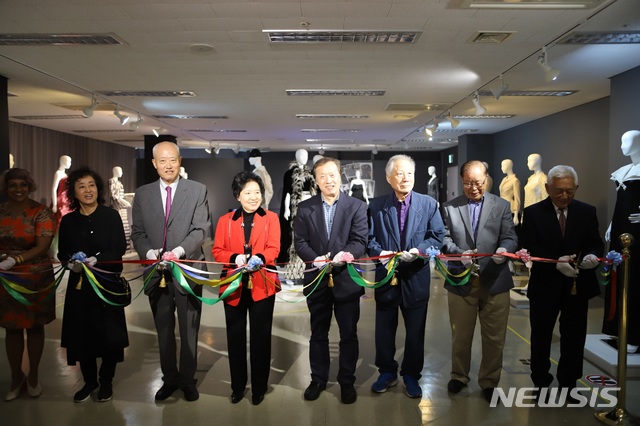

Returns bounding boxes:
[182,383,199,402]
[482,387,496,404]
[447,379,467,394]
[231,391,245,404]
[303,381,326,401]
[155,384,180,401]
[340,384,357,404]
[252,394,265,405]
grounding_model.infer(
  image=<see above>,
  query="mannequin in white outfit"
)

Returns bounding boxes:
[248,149,274,210]
[179,167,188,179]
[109,166,132,250]
[427,166,439,201]
[349,169,369,204]
[499,159,521,225]
[524,153,548,208]
[51,155,72,214]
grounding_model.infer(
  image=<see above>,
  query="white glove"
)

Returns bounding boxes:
[556,255,577,277]
[379,250,395,266]
[69,260,83,273]
[332,251,345,266]
[313,255,327,269]
[235,254,248,268]
[85,256,97,267]
[492,247,508,265]
[399,250,418,262]
[0,257,16,270]
[146,249,159,260]
[461,249,476,268]
[171,246,185,259]
[579,254,599,270]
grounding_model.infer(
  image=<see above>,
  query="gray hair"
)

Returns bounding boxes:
[152,141,180,158]
[385,154,415,177]
[547,165,579,185]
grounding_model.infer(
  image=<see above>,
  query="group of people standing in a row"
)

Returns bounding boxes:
[0,135,636,409]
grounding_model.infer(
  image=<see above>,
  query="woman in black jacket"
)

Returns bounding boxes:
[58,167,127,403]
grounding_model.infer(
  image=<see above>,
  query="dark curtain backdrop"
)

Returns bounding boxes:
[8,121,136,207]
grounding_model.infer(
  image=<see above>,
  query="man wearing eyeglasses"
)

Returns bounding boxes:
[441,160,517,403]
[520,165,603,402]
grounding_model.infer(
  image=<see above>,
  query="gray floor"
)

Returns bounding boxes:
[1,260,638,426]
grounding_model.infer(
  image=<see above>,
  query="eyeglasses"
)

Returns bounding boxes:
[462,178,486,189]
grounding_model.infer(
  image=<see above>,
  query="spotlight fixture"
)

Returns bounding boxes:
[232,145,240,154]
[214,146,221,155]
[318,147,325,155]
[204,142,212,154]
[372,145,378,155]
[490,74,508,100]
[129,113,144,130]
[446,112,460,129]
[152,127,165,137]
[425,119,439,137]
[82,95,98,118]
[472,92,487,116]
[538,46,561,81]
[113,105,130,125]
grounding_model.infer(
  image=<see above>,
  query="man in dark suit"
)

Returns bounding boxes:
[294,157,368,404]
[131,141,210,402]
[368,154,445,399]
[441,160,517,403]
[521,165,603,397]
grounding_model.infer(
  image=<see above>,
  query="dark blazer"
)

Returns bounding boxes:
[441,193,518,296]
[131,178,210,294]
[294,193,368,301]
[367,191,445,308]
[521,197,603,300]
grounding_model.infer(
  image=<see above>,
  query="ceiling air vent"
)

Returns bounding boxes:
[301,129,360,133]
[453,114,514,119]
[287,90,385,96]
[296,114,369,119]
[12,114,86,120]
[99,90,196,97]
[471,31,515,44]
[0,33,125,46]
[456,0,604,9]
[188,129,246,133]
[264,30,420,43]
[559,31,640,44]
[477,90,576,97]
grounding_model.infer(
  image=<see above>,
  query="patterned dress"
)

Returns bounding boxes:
[109,177,131,251]
[0,200,56,329]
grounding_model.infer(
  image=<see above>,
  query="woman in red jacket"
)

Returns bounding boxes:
[212,171,281,405]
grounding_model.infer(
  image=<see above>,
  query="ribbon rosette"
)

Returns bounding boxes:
[515,248,532,269]
[246,256,264,271]
[71,251,87,262]
[605,250,623,270]
[425,246,440,260]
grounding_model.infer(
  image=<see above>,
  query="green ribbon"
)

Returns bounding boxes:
[346,257,399,289]
[169,262,242,305]
[434,257,473,287]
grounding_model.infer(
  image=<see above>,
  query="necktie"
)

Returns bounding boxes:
[558,208,566,236]
[162,186,172,249]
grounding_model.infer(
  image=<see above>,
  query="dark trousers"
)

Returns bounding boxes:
[148,277,202,387]
[374,297,428,380]
[529,291,589,388]
[223,288,275,396]
[79,352,118,385]
[306,289,360,386]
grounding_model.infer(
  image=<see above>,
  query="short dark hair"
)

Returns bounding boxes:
[1,168,37,193]
[312,157,341,177]
[66,167,106,211]
[459,160,487,177]
[232,170,265,199]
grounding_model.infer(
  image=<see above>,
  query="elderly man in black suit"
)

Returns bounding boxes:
[521,165,603,397]
[441,160,517,403]
[131,141,210,402]
[294,157,368,404]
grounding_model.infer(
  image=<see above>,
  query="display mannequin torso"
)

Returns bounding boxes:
[427,166,439,201]
[249,156,274,209]
[523,154,548,208]
[499,159,521,225]
[349,169,369,204]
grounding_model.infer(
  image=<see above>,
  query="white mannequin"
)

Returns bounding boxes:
[51,155,71,213]
[313,154,324,165]
[427,166,439,201]
[606,130,640,239]
[499,159,521,225]
[284,149,310,220]
[482,161,494,193]
[109,166,131,209]
[249,153,274,209]
[9,153,14,169]
[523,153,548,208]
[349,169,369,204]
[179,166,188,179]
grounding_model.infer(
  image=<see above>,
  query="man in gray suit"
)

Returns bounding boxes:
[131,141,210,402]
[441,160,517,403]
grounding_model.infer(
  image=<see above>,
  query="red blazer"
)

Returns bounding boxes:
[212,208,281,306]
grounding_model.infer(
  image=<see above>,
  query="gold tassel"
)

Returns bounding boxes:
[75,275,83,290]
[391,272,398,286]
[159,273,167,288]
[571,278,577,295]
[248,275,253,289]
[328,273,334,288]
